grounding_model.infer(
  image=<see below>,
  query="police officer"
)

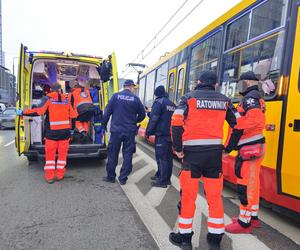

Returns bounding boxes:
[16,83,77,183]
[102,79,146,185]
[146,85,176,188]
[224,71,266,234]
[169,71,238,249]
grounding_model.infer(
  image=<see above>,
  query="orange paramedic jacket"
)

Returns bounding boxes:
[171,84,238,152]
[225,86,266,153]
[23,91,78,140]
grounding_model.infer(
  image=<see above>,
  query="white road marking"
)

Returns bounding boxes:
[121,147,271,250]
[146,186,169,208]
[137,138,300,245]
[4,140,14,147]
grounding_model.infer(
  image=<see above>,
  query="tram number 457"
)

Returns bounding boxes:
[221,81,237,99]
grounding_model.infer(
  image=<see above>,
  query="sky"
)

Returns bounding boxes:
[3,0,241,80]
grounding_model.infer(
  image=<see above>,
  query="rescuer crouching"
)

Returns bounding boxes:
[16,82,78,183]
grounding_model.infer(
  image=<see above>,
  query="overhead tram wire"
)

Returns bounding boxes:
[122,0,206,78]
[121,0,190,76]
[138,0,206,63]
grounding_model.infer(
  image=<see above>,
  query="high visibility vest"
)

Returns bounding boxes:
[48,93,71,130]
[72,88,93,114]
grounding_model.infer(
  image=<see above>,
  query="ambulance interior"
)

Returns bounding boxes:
[30,60,103,146]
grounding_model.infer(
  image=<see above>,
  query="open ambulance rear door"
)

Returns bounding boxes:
[15,44,31,155]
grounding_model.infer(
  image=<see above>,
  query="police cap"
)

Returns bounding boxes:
[123,79,136,86]
[240,71,259,81]
[198,70,217,85]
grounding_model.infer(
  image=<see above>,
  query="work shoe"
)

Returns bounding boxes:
[225,221,253,234]
[151,181,167,188]
[102,176,115,183]
[150,175,159,181]
[169,231,193,249]
[119,179,127,185]
[232,216,261,228]
[56,168,66,181]
[206,233,222,250]
[44,170,55,184]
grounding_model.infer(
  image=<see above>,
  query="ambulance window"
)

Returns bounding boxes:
[226,13,250,50]
[138,77,146,103]
[176,69,184,103]
[144,70,156,107]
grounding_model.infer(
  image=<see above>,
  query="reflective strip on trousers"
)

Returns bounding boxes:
[57,160,66,165]
[179,228,192,234]
[93,103,100,106]
[183,139,222,146]
[207,227,225,234]
[178,217,193,224]
[44,165,55,170]
[207,217,224,224]
[46,160,56,164]
[239,215,251,224]
[76,101,92,108]
[56,165,65,169]
[238,134,264,146]
[50,121,70,126]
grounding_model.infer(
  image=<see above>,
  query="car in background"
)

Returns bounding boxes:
[0,107,16,129]
[0,103,6,113]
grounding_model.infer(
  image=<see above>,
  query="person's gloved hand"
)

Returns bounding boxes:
[15,109,23,116]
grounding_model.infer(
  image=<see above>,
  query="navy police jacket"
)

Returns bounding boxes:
[102,89,146,133]
[146,95,176,137]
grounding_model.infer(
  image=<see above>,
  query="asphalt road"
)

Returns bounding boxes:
[1,130,300,250]
[0,130,158,250]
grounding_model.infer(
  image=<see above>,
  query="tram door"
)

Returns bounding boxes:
[175,63,187,104]
[168,68,176,102]
[280,5,300,198]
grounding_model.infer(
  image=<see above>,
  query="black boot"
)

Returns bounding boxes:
[206,233,223,250]
[169,231,193,249]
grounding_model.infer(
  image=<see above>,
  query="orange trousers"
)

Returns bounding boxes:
[44,139,69,172]
[236,157,264,225]
[178,170,224,235]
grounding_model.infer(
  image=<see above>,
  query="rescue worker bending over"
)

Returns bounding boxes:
[70,77,94,143]
[102,79,145,185]
[89,82,104,144]
[146,85,176,188]
[169,71,237,249]
[16,83,77,183]
[224,71,266,234]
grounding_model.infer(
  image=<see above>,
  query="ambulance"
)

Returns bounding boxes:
[15,44,119,161]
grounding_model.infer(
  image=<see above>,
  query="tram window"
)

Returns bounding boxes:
[144,70,156,107]
[155,62,168,89]
[226,13,250,50]
[176,69,185,103]
[168,73,175,101]
[221,33,284,99]
[138,77,146,103]
[189,31,221,91]
[250,0,288,39]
